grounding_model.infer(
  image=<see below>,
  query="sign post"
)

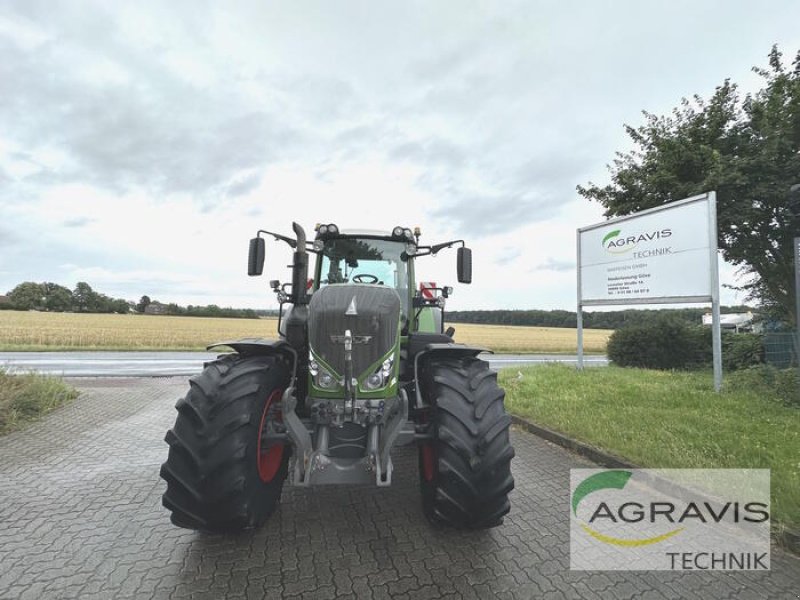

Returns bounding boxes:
[708,194,722,392]
[795,238,800,367]
[577,232,584,370]
[576,192,722,391]
[790,184,800,371]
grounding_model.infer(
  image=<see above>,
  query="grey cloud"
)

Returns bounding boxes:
[531,257,575,272]
[431,190,559,237]
[511,152,597,193]
[273,75,360,122]
[389,138,466,170]
[334,125,375,146]
[62,217,93,228]
[0,18,306,200]
[409,39,482,82]
[413,142,600,236]
[494,248,522,266]
[226,172,262,198]
[0,225,18,248]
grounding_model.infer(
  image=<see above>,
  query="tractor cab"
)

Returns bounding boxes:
[313,228,412,325]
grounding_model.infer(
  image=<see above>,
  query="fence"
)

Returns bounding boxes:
[764,332,798,368]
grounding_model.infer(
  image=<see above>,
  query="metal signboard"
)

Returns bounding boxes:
[579,195,715,305]
[576,192,722,390]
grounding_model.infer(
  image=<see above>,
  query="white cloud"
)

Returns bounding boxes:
[0,0,795,311]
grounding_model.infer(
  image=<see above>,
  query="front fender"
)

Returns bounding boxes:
[207,337,298,379]
[413,342,491,408]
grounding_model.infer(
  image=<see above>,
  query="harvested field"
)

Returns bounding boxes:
[0,311,610,353]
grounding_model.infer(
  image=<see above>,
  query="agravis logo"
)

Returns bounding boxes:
[602,229,672,254]
[572,471,683,547]
[570,469,771,571]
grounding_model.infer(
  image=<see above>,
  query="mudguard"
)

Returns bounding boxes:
[207,337,298,379]
[413,342,491,408]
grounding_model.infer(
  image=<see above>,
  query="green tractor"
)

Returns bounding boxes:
[160,222,514,531]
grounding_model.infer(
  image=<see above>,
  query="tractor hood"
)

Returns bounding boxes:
[308,284,401,377]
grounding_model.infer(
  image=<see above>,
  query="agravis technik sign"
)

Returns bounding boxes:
[578,195,716,304]
[570,469,770,571]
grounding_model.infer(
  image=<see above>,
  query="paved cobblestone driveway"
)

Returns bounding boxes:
[0,377,797,599]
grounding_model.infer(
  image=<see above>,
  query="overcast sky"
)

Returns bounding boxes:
[1,1,799,311]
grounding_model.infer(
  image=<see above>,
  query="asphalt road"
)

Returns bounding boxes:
[0,377,796,599]
[0,351,609,377]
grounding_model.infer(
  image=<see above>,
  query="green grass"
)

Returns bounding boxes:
[499,364,800,533]
[0,368,79,435]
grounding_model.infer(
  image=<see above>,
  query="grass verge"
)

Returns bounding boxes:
[0,368,79,435]
[499,364,800,533]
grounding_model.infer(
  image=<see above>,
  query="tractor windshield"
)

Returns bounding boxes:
[317,237,409,312]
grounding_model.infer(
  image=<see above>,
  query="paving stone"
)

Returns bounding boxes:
[0,377,797,599]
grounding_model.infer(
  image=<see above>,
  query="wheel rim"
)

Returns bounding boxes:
[421,444,435,481]
[256,389,284,482]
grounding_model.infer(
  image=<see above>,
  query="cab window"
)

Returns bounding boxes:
[317,238,409,312]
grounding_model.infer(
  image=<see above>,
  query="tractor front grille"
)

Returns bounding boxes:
[308,285,400,377]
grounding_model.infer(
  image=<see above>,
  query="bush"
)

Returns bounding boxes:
[722,333,765,371]
[608,318,767,373]
[726,365,799,408]
[607,316,711,370]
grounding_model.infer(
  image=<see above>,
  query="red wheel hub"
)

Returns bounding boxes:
[421,444,435,481]
[256,389,284,482]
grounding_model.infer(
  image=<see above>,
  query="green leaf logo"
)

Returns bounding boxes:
[602,229,621,247]
[572,470,632,515]
[572,470,684,547]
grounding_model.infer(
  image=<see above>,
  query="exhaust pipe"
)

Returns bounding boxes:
[291,222,309,305]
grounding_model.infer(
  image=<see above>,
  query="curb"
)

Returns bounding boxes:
[509,414,800,555]
[510,415,635,469]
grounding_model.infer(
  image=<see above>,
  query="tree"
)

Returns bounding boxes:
[72,281,98,312]
[165,303,185,315]
[7,282,45,310]
[42,282,73,312]
[111,299,132,314]
[136,295,152,313]
[578,46,800,325]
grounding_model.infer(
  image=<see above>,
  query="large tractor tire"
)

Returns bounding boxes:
[418,356,515,529]
[160,354,290,533]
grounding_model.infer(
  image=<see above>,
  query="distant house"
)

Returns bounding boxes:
[702,311,756,333]
[144,302,168,315]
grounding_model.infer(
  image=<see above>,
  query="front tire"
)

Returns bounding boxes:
[160,354,290,533]
[418,356,515,529]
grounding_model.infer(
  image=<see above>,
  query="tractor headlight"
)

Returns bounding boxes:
[403,228,413,240]
[364,372,384,390]
[361,356,395,391]
[392,226,404,238]
[316,370,336,389]
[310,354,338,389]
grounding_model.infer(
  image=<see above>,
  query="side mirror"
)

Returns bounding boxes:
[457,247,472,284]
[248,238,265,276]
